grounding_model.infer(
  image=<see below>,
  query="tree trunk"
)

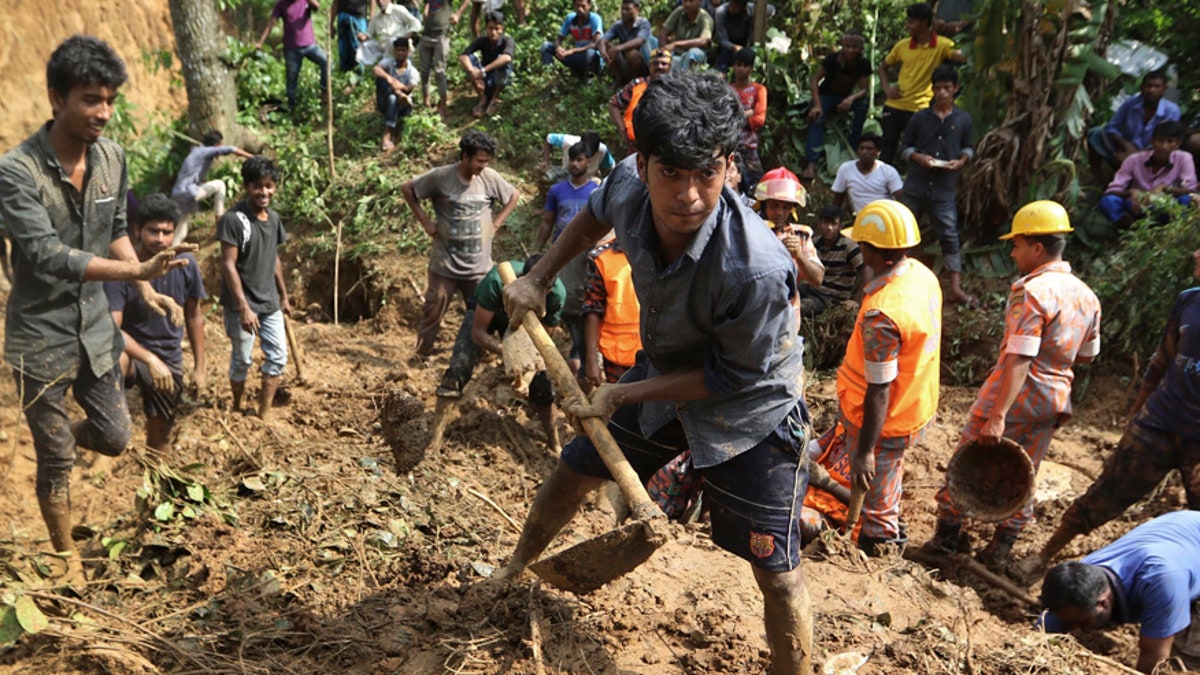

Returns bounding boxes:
[752,0,769,45]
[168,0,258,149]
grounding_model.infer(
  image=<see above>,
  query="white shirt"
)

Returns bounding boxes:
[832,159,904,214]
[357,3,424,65]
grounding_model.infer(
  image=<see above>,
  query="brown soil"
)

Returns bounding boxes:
[0,246,1194,675]
[0,1,182,151]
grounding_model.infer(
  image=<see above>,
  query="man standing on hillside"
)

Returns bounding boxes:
[257,0,330,113]
[0,36,194,582]
[401,130,518,356]
[877,2,964,165]
[928,200,1100,568]
[499,71,815,674]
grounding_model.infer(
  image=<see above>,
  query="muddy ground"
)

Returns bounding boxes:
[0,251,1192,675]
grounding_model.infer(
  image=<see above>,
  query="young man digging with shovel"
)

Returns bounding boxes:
[498,71,815,674]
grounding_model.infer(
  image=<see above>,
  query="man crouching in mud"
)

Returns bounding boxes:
[498,70,815,673]
[0,35,194,583]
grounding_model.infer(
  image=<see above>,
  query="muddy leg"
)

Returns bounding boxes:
[753,565,813,675]
[535,403,561,456]
[258,374,280,420]
[37,492,83,583]
[496,460,604,580]
[146,417,173,453]
[231,380,246,413]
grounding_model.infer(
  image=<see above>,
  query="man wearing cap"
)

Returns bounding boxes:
[928,200,1101,568]
[1021,247,1200,579]
[815,199,942,555]
[607,48,673,154]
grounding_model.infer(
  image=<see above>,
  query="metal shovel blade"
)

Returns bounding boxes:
[529,517,669,595]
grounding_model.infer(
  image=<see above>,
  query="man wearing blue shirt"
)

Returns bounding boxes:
[540,0,604,78]
[1025,248,1200,575]
[1088,71,1181,176]
[499,71,813,674]
[1040,511,1200,673]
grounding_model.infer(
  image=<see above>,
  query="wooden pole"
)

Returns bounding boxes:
[333,218,343,326]
[752,0,769,45]
[326,4,336,180]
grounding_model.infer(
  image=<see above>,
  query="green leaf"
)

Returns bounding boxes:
[154,501,175,521]
[1080,50,1120,79]
[182,505,198,519]
[107,540,127,559]
[0,605,22,645]
[14,596,48,634]
[186,484,206,503]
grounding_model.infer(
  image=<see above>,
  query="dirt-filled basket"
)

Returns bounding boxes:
[945,437,1035,523]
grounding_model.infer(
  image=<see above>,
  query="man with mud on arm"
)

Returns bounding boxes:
[497,71,815,674]
[0,36,195,584]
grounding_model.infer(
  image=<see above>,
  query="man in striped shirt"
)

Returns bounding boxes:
[799,205,869,316]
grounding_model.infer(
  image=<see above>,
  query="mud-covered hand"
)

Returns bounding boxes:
[850,450,876,492]
[138,286,186,327]
[978,415,1005,446]
[189,368,208,399]
[583,354,603,388]
[563,383,623,423]
[137,244,199,281]
[146,355,176,393]
[502,274,548,330]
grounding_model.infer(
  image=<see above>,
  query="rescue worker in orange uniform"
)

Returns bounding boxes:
[755,167,825,291]
[581,236,642,387]
[817,199,942,555]
[929,200,1101,567]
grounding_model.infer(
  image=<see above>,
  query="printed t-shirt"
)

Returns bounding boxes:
[411,164,516,280]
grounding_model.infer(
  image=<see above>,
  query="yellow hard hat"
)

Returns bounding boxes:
[1000,200,1073,240]
[840,199,921,249]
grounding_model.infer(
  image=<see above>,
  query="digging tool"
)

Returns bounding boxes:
[283,314,307,385]
[842,484,866,536]
[498,262,669,594]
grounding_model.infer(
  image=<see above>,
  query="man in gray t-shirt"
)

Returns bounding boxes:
[402,130,518,355]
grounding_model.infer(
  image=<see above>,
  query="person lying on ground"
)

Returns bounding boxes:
[540,0,604,79]
[498,70,816,675]
[106,194,207,453]
[1023,248,1200,579]
[1039,511,1200,674]
[458,11,515,118]
[217,156,293,421]
[928,200,1100,570]
[1099,120,1197,227]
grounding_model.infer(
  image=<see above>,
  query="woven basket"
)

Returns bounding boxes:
[945,436,1035,523]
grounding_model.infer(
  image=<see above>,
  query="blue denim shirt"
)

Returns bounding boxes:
[588,156,804,467]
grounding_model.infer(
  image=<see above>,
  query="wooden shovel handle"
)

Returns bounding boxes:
[843,484,866,535]
[283,314,306,384]
[498,262,663,522]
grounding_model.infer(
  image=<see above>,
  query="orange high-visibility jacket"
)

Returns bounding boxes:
[836,260,942,439]
[594,246,642,367]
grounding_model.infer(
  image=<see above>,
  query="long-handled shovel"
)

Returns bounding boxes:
[283,314,307,386]
[498,262,669,594]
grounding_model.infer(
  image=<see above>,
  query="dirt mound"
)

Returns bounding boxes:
[0,2,182,151]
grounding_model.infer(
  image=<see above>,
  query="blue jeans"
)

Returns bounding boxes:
[806,93,869,164]
[540,42,602,77]
[336,13,369,71]
[1098,193,1192,224]
[671,47,707,71]
[224,309,289,381]
[375,77,413,129]
[468,55,512,100]
[284,44,330,110]
[900,190,962,272]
